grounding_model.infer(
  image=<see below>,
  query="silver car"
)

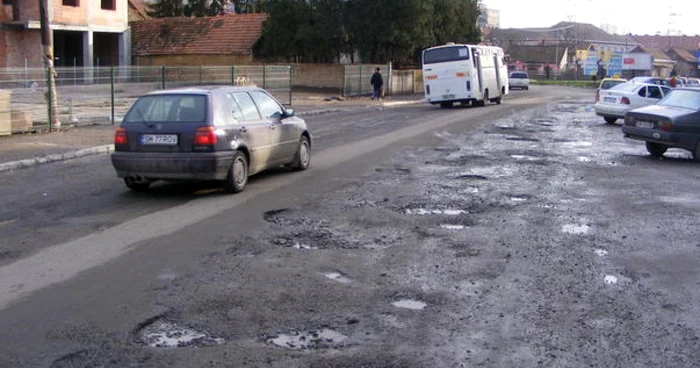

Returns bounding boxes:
[111,86,311,193]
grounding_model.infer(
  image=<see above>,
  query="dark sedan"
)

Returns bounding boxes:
[622,88,700,160]
[111,86,311,193]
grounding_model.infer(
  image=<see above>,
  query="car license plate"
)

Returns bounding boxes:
[442,94,456,99]
[603,97,616,103]
[635,121,655,129]
[140,134,178,145]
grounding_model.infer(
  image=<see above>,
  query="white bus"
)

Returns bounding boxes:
[422,42,508,108]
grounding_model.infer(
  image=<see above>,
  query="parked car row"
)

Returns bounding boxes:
[592,75,700,161]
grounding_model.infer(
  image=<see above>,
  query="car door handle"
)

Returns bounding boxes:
[269,124,276,130]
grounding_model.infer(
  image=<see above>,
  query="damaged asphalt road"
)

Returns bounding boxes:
[1,87,700,367]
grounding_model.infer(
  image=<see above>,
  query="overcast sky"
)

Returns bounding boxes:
[484,0,700,37]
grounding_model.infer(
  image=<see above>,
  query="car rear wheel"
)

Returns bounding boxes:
[290,136,311,171]
[223,151,248,193]
[693,142,700,162]
[604,117,617,124]
[646,142,667,158]
[124,178,150,192]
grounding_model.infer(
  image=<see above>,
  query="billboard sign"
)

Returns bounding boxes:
[579,50,623,77]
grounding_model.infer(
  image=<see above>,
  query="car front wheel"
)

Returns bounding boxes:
[646,142,667,158]
[604,117,617,124]
[223,151,248,193]
[290,136,311,171]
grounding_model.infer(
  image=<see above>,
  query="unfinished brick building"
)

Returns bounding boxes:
[0,0,129,68]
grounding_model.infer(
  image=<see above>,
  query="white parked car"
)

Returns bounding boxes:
[593,82,672,124]
[508,71,530,90]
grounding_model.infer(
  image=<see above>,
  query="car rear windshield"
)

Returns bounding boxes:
[510,72,528,79]
[601,80,625,89]
[423,46,469,65]
[658,90,700,110]
[125,94,207,123]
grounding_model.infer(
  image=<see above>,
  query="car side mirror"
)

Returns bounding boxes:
[284,109,295,118]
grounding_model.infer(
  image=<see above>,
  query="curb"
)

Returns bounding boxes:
[0,100,425,173]
[0,144,114,173]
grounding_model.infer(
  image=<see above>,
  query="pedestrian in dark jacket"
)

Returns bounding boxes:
[370,68,383,100]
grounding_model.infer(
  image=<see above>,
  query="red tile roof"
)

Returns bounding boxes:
[131,13,268,56]
[631,35,700,52]
[667,47,697,63]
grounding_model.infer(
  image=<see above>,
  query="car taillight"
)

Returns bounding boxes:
[620,97,630,104]
[658,121,673,132]
[114,127,127,145]
[194,126,218,145]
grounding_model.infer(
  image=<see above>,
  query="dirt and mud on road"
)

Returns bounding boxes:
[36,93,700,368]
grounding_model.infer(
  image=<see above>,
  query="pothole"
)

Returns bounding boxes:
[137,320,224,348]
[604,275,618,285]
[594,249,608,256]
[561,224,591,235]
[391,299,427,310]
[440,224,466,230]
[510,154,540,161]
[324,272,352,284]
[454,174,488,180]
[505,136,540,142]
[405,208,467,216]
[292,242,318,250]
[266,329,348,350]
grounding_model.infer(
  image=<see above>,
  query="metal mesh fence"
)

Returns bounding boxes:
[0,65,292,132]
[342,64,390,97]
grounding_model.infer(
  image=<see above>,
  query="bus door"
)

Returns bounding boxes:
[493,54,503,98]
[473,48,483,98]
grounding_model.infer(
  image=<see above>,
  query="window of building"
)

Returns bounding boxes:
[62,0,79,7]
[101,0,115,10]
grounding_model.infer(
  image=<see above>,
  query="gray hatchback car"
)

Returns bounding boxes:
[111,86,311,193]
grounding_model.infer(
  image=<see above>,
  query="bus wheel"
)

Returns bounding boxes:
[495,97,502,105]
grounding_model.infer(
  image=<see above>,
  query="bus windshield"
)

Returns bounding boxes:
[423,46,470,65]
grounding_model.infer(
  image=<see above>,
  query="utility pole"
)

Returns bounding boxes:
[39,0,60,131]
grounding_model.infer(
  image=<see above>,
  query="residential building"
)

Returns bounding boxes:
[0,0,130,68]
[477,3,499,38]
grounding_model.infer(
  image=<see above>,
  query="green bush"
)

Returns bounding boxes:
[530,80,597,89]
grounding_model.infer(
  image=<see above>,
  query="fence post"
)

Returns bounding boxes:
[160,66,166,89]
[341,65,346,97]
[110,65,115,125]
[231,65,235,85]
[199,65,203,85]
[262,65,267,89]
[288,66,292,106]
[358,66,362,97]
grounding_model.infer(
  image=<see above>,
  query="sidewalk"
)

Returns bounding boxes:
[0,92,424,172]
